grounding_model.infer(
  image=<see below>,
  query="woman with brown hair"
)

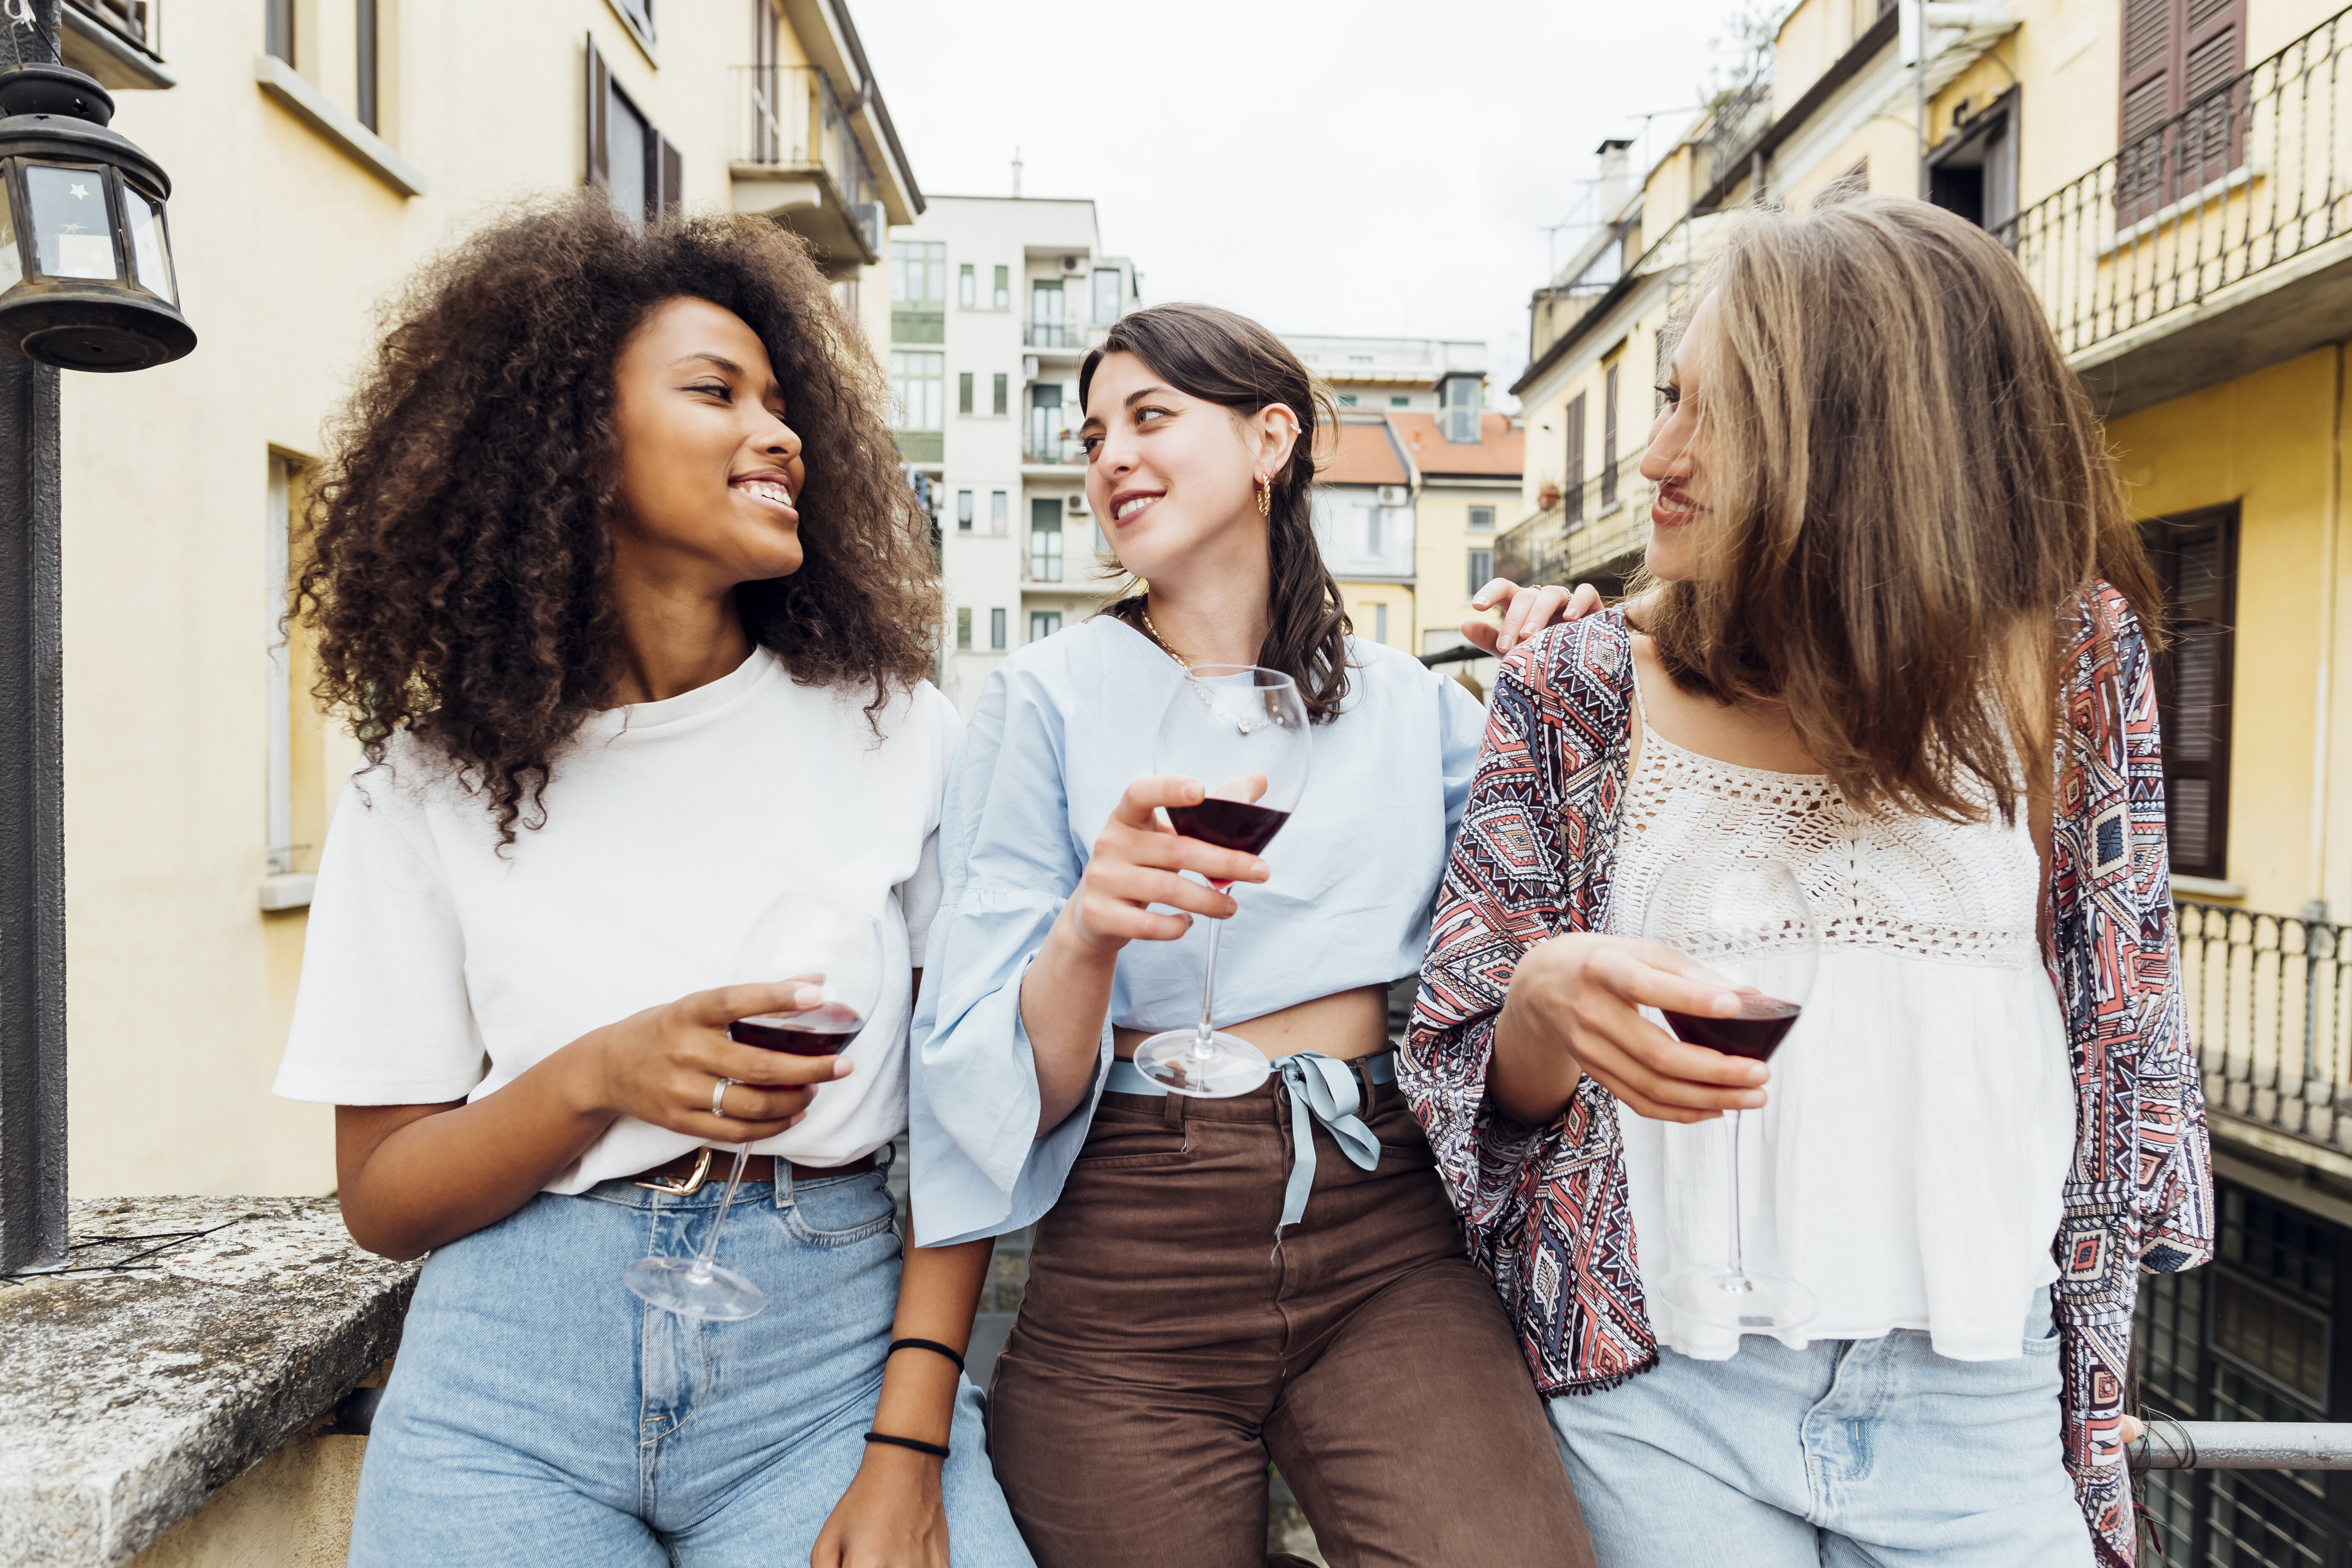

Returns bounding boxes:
[272,198,1032,1567]
[910,303,1594,1567]
[1410,193,2213,1566]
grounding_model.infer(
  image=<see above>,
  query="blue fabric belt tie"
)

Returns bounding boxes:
[1102,1050,1392,1231]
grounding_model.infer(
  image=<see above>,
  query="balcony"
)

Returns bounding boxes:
[2006,7,2352,416]
[2177,899,2352,1172]
[1023,319,1108,354]
[62,0,172,90]
[730,65,882,269]
[1494,445,1651,591]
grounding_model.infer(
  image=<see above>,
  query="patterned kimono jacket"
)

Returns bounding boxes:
[1405,589,2214,1567]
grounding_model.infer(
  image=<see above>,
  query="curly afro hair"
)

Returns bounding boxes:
[294,196,939,845]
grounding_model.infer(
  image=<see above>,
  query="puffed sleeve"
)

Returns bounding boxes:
[907,660,1113,1246]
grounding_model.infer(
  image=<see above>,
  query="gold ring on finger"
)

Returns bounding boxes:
[711,1076,737,1118]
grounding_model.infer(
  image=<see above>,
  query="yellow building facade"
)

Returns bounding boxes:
[47,0,920,1201]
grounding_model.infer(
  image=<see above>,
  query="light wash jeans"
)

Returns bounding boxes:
[349,1164,1034,1568]
[1549,1289,2096,1568]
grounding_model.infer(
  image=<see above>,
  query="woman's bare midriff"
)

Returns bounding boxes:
[1112,983,1392,1063]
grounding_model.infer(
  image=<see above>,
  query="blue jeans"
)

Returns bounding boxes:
[349,1166,1034,1567]
[1548,1290,2094,1568]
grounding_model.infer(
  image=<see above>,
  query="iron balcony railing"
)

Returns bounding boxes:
[2175,899,2352,1160]
[1495,444,1652,589]
[732,64,877,210]
[68,0,157,54]
[1699,77,1772,193]
[2004,7,2352,360]
[1022,320,1108,351]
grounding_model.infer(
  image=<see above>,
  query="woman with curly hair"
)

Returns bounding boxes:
[272,197,1034,1568]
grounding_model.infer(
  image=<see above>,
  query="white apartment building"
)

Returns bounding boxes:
[1286,332,1488,420]
[886,196,1138,717]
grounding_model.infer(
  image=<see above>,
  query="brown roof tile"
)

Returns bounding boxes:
[1388,411,1524,477]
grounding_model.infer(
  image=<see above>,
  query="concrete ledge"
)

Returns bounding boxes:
[0,1196,417,1568]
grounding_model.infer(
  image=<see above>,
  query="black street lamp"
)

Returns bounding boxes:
[0,61,193,370]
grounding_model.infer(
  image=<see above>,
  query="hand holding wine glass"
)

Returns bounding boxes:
[624,891,884,1322]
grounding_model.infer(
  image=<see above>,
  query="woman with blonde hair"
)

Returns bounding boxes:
[1409,193,2212,1566]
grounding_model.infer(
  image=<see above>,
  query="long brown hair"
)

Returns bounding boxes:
[1634,193,2162,821]
[295,196,939,845]
[1080,304,1353,721]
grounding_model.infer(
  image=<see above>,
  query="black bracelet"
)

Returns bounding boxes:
[864,1430,951,1459]
[887,1337,966,1373]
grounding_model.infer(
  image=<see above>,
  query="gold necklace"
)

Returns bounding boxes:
[1139,604,1273,734]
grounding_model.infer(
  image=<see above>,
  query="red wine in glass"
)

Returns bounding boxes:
[728,1004,865,1056]
[1166,798,1292,858]
[1660,998,1801,1062]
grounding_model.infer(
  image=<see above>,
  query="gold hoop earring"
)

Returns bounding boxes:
[1256,474,1272,518]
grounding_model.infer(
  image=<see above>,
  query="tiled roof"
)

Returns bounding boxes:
[1320,418,1409,486]
[1389,411,1524,477]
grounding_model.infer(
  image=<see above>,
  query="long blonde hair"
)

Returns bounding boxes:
[1635,193,2162,822]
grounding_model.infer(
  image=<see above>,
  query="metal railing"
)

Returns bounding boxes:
[1023,320,1107,351]
[1699,77,1772,193]
[1495,445,1652,588]
[2004,8,2352,360]
[68,0,157,54]
[732,64,877,209]
[2132,1420,2352,1470]
[2175,899,2352,1159]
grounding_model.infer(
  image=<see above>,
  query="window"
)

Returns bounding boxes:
[1092,267,1122,325]
[1391,396,1411,408]
[1440,375,1481,442]
[1338,395,1357,407]
[266,0,294,62]
[610,0,655,45]
[990,607,1006,651]
[990,490,1007,535]
[357,0,379,132]
[585,37,682,223]
[956,489,973,532]
[1467,547,1494,597]
[1563,391,1587,525]
[1030,610,1063,643]
[1373,603,1389,645]
[1600,362,1620,509]
[993,264,1010,310]
[2118,0,2246,221]
[1928,90,2020,236]
[958,263,975,308]
[889,351,943,462]
[2143,504,2237,878]
[958,371,974,416]
[956,607,972,648]
[266,456,296,879]
[1030,383,1064,460]
[1469,505,1496,532]
[1031,279,1065,346]
[1364,504,1383,555]
[992,372,1008,416]
[1029,498,1064,582]
[891,241,947,344]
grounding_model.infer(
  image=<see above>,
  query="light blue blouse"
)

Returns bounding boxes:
[909,614,1485,1245]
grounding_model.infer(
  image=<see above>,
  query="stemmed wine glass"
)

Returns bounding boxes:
[623,890,883,1321]
[1642,858,1820,1333]
[1132,665,1312,1097]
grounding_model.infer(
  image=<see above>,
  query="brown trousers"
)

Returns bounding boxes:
[987,1069,1594,1568]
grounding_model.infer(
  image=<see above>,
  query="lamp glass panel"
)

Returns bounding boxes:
[0,175,20,293]
[24,164,119,280]
[123,182,175,305]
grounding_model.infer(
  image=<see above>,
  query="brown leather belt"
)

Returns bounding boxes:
[630,1148,878,1195]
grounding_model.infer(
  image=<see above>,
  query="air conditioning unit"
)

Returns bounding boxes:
[1064,494,1089,516]
[1061,255,1086,275]
[1377,485,1408,507]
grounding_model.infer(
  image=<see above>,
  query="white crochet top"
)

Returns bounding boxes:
[1604,672,2077,1361]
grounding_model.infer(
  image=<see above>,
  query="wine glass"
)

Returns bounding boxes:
[623,891,883,1320]
[1642,858,1820,1334]
[1131,665,1312,1097]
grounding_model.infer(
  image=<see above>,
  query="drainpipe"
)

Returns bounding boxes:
[2303,343,2344,1093]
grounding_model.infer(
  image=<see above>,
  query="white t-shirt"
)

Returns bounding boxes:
[273,648,959,1192]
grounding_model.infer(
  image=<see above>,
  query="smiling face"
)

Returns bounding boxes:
[1637,291,1720,583]
[1078,349,1295,592]
[607,295,808,593]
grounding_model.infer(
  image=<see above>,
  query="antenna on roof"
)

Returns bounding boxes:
[1011,146,1023,199]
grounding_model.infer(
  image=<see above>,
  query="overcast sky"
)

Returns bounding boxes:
[857,0,1753,406]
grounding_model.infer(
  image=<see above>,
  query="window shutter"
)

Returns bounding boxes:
[1563,392,1587,524]
[585,34,610,192]
[1600,364,1620,509]
[2119,0,2246,218]
[2143,505,2238,879]
[656,133,684,218]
